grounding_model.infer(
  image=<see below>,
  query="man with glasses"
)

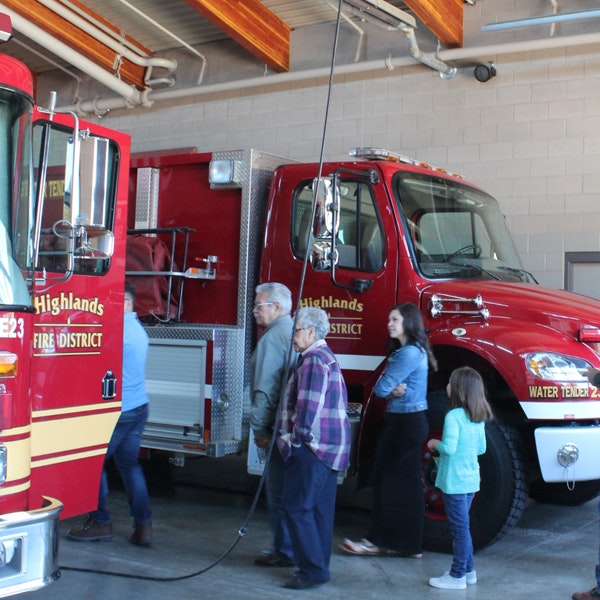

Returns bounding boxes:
[250,282,297,568]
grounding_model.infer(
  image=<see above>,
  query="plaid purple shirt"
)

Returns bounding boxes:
[276,340,350,471]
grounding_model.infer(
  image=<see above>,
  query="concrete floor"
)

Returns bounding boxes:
[28,454,599,600]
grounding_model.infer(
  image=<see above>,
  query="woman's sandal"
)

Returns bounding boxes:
[339,538,422,558]
[338,538,383,556]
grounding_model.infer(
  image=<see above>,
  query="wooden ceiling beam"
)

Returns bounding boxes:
[404,0,463,48]
[183,0,291,72]
[3,0,149,89]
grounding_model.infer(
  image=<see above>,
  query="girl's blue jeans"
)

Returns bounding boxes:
[443,492,475,578]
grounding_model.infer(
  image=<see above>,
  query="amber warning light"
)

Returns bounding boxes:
[0,13,13,43]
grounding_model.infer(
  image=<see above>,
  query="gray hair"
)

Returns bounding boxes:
[255,282,292,315]
[295,307,330,340]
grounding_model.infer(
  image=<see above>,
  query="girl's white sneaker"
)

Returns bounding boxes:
[466,570,477,585]
[428,573,467,590]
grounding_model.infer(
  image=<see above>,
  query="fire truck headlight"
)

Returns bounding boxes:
[526,352,590,382]
[0,445,6,484]
[0,352,17,378]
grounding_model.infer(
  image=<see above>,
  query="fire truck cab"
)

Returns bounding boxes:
[0,42,130,596]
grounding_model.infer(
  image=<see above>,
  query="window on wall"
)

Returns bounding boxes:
[292,179,384,272]
[565,252,600,300]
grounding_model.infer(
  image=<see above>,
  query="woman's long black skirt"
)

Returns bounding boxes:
[367,410,429,554]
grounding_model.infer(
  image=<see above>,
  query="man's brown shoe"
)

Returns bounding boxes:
[130,521,153,546]
[67,516,113,542]
[254,552,294,567]
[573,588,600,600]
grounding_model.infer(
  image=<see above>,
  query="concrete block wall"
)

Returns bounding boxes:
[53,0,600,292]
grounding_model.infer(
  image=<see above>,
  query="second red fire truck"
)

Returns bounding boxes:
[126,147,600,554]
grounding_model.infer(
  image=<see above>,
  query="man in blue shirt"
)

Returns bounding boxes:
[68,282,153,545]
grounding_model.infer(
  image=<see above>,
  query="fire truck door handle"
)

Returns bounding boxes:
[102,370,117,399]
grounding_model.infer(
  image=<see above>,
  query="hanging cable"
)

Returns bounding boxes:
[60,0,345,583]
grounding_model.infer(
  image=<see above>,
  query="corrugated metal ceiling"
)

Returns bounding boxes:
[2,0,413,74]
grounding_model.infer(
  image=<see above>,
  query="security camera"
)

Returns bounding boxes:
[474,62,496,83]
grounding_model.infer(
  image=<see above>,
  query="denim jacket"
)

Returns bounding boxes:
[372,343,428,414]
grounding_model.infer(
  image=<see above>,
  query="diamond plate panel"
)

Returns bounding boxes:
[140,149,290,456]
[135,167,159,231]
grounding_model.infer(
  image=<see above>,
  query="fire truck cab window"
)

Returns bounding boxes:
[394,172,523,280]
[0,92,33,305]
[33,123,118,275]
[292,179,384,272]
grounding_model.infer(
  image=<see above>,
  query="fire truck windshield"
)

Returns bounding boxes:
[394,172,533,283]
[0,89,33,305]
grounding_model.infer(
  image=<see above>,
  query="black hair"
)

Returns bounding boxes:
[124,281,136,301]
[385,302,438,372]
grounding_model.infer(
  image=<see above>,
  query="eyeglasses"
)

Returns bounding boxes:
[253,302,274,309]
[294,327,308,333]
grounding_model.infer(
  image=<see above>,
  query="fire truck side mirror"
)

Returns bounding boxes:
[309,177,339,271]
[66,135,115,260]
[312,177,338,240]
[67,135,111,231]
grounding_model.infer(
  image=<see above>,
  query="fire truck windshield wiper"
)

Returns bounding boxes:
[451,262,502,281]
[497,266,539,284]
[447,262,502,281]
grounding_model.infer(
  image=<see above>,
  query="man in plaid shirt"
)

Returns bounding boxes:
[276,306,350,590]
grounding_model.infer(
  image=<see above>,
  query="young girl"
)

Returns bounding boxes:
[427,366,493,590]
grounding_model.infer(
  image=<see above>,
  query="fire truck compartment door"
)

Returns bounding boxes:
[143,338,207,450]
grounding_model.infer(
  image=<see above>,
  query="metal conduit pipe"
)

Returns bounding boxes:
[438,30,600,61]
[60,0,153,57]
[0,5,145,106]
[65,55,417,114]
[323,0,366,63]
[400,25,457,78]
[35,0,177,87]
[60,29,600,115]
[112,0,207,85]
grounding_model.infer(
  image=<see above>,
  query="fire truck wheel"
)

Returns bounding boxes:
[528,479,600,506]
[423,416,528,553]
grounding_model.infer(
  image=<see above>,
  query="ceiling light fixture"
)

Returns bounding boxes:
[342,0,416,30]
[482,8,600,32]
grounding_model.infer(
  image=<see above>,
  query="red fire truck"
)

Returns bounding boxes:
[0,29,130,596]
[127,148,600,553]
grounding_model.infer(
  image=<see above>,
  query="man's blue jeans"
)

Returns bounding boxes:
[265,446,294,561]
[443,492,475,578]
[92,404,152,525]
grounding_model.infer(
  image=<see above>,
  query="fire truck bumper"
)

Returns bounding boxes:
[534,426,600,482]
[0,496,62,598]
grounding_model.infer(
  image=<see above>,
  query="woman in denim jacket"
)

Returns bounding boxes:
[340,302,437,558]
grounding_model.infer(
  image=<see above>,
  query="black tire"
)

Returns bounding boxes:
[529,479,600,506]
[423,406,529,553]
